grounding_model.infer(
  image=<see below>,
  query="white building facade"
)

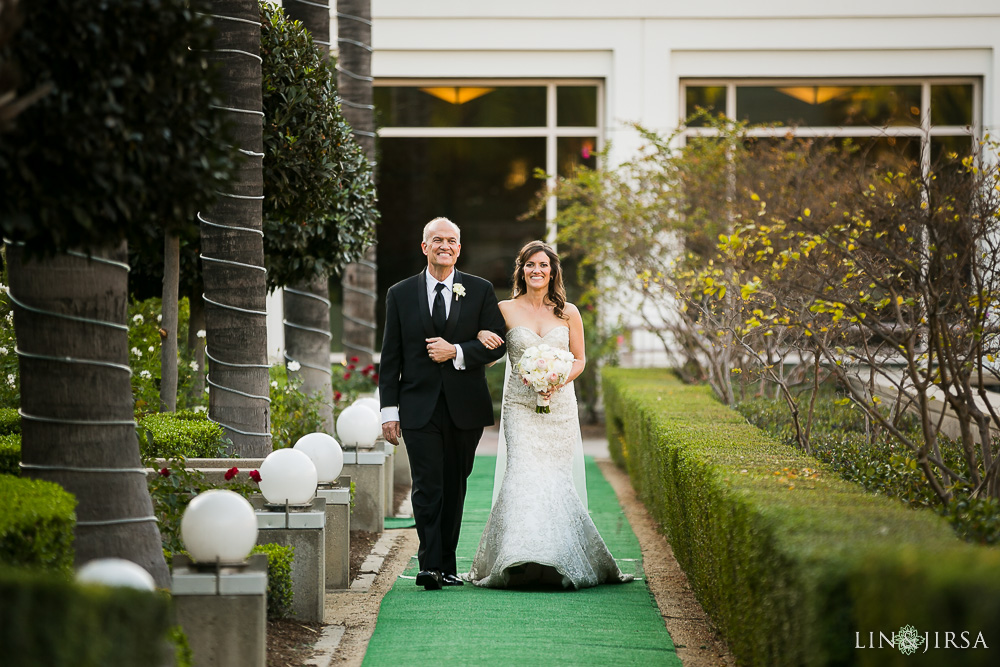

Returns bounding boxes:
[324,2,1000,361]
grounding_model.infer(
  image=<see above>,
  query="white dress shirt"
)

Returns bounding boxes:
[381,269,466,424]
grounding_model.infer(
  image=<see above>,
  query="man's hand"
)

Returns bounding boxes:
[426,337,457,363]
[382,421,401,445]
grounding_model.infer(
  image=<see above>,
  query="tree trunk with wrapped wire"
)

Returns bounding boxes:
[201,0,271,457]
[337,0,378,367]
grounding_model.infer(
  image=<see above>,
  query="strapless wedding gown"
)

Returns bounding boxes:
[466,325,633,589]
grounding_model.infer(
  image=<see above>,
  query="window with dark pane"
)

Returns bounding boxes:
[737,85,921,127]
[931,135,975,163]
[685,86,727,126]
[373,86,546,127]
[931,85,974,126]
[557,137,598,178]
[557,86,598,127]
[375,137,547,335]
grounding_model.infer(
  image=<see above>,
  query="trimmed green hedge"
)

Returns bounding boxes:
[0,434,19,476]
[604,368,1000,666]
[251,542,294,620]
[0,566,173,666]
[0,407,19,435]
[139,411,228,459]
[0,474,76,572]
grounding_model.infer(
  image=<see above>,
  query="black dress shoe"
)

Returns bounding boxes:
[415,569,443,590]
[442,573,464,587]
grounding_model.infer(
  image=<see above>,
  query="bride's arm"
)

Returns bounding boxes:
[565,305,587,384]
[477,329,504,349]
[543,304,585,397]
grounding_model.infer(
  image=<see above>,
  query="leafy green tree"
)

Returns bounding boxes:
[0,0,237,585]
[260,1,378,430]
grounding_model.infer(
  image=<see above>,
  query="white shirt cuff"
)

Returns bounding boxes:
[381,407,400,424]
[452,343,466,370]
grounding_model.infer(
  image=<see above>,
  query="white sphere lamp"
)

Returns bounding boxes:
[352,397,383,441]
[337,403,379,448]
[180,489,258,565]
[353,396,380,417]
[77,558,156,591]
[293,432,344,483]
[258,447,318,506]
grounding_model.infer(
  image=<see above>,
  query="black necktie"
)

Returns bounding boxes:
[432,283,446,334]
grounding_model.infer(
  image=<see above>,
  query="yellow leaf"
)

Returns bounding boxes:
[803,208,811,217]
[750,192,760,202]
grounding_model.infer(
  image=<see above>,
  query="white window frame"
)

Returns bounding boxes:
[375,78,605,245]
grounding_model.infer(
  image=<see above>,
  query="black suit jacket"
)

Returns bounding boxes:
[379,270,507,431]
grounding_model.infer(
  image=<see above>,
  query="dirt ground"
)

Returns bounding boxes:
[267,619,323,667]
[264,529,384,666]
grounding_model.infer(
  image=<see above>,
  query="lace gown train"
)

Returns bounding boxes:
[466,326,633,589]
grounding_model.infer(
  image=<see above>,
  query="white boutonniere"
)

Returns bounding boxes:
[453,283,466,301]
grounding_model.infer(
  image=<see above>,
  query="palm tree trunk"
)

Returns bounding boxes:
[201,0,271,457]
[282,1,336,431]
[160,233,180,412]
[284,277,335,430]
[337,0,378,367]
[6,241,170,587]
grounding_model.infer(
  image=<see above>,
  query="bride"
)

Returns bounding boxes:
[465,240,633,589]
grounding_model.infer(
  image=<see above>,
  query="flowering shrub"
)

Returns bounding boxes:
[128,296,205,416]
[269,364,326,449]
[0,281,18,410]
[270,357,378,447]
[0,408,19,435]
[332,355,378,408]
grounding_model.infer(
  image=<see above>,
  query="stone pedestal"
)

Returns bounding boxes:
[254,498,326,622]
[381,440,395,515]
[394,436,411,486]
[172,554,268,667]
[342,449,386,532]
[316,484,350,589]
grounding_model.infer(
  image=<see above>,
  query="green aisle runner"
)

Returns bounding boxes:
[363,456,680,666]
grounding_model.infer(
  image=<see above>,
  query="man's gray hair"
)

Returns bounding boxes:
[422,217,461,243]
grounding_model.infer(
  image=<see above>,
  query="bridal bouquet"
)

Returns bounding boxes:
[516,343,575,413]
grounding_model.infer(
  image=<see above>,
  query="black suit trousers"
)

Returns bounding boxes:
[402,392,482,575]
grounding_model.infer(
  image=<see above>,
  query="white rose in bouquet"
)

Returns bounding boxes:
[515,344,575,413]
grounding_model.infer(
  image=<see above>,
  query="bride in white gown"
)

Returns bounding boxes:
[465,241,633,589]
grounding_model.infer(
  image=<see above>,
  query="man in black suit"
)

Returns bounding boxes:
[379,217,506,590]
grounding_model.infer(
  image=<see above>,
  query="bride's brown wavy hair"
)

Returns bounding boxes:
[511,240,568,320]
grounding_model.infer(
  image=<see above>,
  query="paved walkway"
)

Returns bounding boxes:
[360,454,681,666]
